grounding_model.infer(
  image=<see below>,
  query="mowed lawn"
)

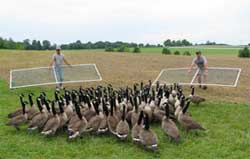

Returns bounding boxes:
[0,79,250,159]
[0,49,250,159]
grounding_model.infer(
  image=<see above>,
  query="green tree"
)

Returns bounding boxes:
[174,50,180,55]
[42,40,51,50]
[162,48,171,55]
[238,47,250,58]
[133,47,141,53]
[23,39,31,50]
[37,40,42,50]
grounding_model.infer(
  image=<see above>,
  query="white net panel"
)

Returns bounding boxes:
[155,68,197,85]
[59,64,102,84]
[153,67,241,87]
[192,67,241,87]
[11,67,56,88]
[10,64,102,89]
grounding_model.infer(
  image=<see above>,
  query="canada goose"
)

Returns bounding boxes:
[58,99,68,129]
[107,96,119,135]
[27,93,38,120]
[6,100,28,130]
[82,95,96,121]
[116,105,129,140]
[68,101,88,139]
[143,94,153,122]
[97,102,109,134]
[188,86,205,105]
[139,113,158,151]
[41,101,60,136]
[63,91,74,120]
[153,97,165,122]
[161,103,181,142]
[178,100,205,133]
[28,97,49,131]
[131,110,144,143]
[7,94,25,118]
[127,95,140,127]
[85,100,104,133]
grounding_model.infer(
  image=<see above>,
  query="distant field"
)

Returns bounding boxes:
[0,45,243,56]
[140,46,242,55]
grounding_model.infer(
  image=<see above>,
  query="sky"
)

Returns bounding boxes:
[0,0,250,45]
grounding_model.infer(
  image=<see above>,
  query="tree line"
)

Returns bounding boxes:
[0,37,163,50]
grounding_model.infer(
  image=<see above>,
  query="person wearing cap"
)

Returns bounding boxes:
[49,45,71,89]
[188,51,208,90]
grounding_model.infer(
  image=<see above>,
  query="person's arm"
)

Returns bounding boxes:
[63,57,71,66]
[188,58,196,73]
[49,55,55,67]
[204,56,208,73]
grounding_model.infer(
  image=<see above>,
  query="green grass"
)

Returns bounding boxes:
[0,78,250,159]
[0,45,243,55]
[140,46,242,55]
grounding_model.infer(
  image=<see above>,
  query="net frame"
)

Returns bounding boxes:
[10,64,102,89]
[153,67,241,87]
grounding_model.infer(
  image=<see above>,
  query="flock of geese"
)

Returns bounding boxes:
[6,81,206,151]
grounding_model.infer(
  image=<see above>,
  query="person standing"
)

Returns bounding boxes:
[188,51,208,90]
[50,45,71,89]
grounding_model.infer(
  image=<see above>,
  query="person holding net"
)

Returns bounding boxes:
[188,51,208,90]
[50,45,71,89]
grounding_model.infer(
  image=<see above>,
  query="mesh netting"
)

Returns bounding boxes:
[192,68,241,86]
[155,68,197,85]
[10,64,102,88]
[154,67,241,87]
[60,64,101,84]
[11,67,56,88]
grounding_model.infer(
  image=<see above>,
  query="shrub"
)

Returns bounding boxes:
[238,47,250,58]
[162,48,171,55]
[183,51,191,56]
[174,51,180,55]
[117,45,130,52]
[105,47,114,52]
[133,47,141,53]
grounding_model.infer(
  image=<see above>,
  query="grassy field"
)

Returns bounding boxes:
[1,79,250,159]
[0,45,243,56]
[0,49,250,158]
[140,46,242,55]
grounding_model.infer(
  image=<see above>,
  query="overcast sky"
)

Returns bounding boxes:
[0,0,249,45]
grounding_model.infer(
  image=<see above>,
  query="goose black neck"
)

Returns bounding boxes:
[191,87,195,95]
[144,114,150,130]
[28,94,34,107]
[22,101,26,115]
[157,97,162,107]
[51,101,56,115]
[183,101,191,114]
[54,91,59,102]
[164,103,170,118]
[122,105,126,121]
[36,98,43,112]
[74,102,82,119]
[110,97,114,116]
[19,95,24,108]
[138,111,144,125]
[44,100,51,112]
[58,100,64,113]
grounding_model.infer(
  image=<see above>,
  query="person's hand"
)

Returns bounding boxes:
[188,69,192,74]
